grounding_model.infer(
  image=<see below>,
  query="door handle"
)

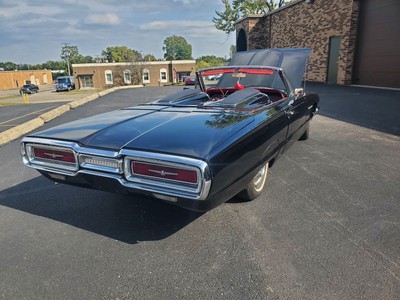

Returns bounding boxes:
[286,107,294,116]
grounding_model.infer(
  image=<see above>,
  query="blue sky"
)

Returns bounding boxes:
[0,0,236,64]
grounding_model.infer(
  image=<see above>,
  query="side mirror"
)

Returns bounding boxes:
[295,88,304,97]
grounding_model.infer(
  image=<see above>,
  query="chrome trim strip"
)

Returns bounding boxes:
[21,137,212,201]
[79,154,123,174]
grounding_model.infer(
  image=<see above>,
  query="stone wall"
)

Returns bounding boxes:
[236,0,360,84]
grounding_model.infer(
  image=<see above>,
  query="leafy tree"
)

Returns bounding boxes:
[61,45,80,62]
[41,60,68,79]
[196,60,211,70]
[61,44,94,75]
[61,44,78,75]
[72,55,94,64]
[41,61,65,70]
[113,64,142,86]
[213,0,290,34]
[196,55,226,69]
[143,54,157,61]
[0,61,17,71]
[163,36,192,60]
[101,46,142,62]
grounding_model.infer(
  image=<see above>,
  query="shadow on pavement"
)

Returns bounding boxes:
[0,176,203,244]
[306,82,400,136]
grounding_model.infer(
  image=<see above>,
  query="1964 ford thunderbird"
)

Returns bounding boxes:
[21,48,319,211]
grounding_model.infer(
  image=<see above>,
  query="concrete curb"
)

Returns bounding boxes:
[39,104,71,123]
[0,118,45,145]
[0,85,143,146]
[68,94,99,109]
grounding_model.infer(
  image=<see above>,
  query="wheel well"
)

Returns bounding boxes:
[268,157,276,168]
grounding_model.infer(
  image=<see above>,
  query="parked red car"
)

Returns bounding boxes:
[184,76,196,85]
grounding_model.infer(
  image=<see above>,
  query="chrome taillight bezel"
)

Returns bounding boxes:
[122,150,211,200]
[24,143,79,171]
[128,157,200,186]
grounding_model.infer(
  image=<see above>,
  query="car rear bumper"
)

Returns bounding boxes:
[38,170,221,211]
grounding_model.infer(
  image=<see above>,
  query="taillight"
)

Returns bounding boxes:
[24,143,78,171]
[33,147,76,163]
[131,161,198,184]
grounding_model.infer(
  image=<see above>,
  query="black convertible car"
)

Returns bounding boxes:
[21,48,319,211]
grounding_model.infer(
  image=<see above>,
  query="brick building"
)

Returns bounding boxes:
[235,0,399,88]
[0,70,53,90]
[72,60,196,89]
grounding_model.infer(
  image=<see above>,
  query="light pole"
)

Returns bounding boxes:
[61,42,71,76]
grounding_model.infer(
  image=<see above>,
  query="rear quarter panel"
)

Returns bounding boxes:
[205,103,289,202]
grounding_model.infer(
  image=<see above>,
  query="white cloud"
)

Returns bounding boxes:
[0,2,62,18]
[139,20,222,39]
[84,13,121,25]
[173,0,197,4]
[140,20,211,31]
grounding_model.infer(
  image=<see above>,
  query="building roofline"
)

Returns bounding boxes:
[72,60,195,68]
[0,69,51,73]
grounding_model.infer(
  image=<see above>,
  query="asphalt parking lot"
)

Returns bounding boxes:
[0,85,103,136]
[0,84,399,299]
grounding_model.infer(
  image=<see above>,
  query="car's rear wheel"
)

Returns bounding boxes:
[239,161,269,201]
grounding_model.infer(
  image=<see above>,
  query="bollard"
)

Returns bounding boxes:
[22,93,30,103]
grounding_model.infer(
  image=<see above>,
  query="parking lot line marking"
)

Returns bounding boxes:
[0,106,57,125]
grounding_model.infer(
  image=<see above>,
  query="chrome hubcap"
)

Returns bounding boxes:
[252,163,268,192]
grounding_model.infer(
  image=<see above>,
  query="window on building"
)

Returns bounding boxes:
[143,69,150,84]
[124,69,132,84]
[105,70,113,85]
[160,68,167,82]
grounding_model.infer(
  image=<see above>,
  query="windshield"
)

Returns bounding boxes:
[199,67,287,92]
[57,78,69,83]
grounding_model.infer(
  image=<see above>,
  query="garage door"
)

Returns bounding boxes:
[353,0,400,88]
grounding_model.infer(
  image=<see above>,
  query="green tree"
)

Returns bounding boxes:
[60,44,80,75]
[163,36,192,60]
[0,61,17,71]
[213,0,289,34]
[41,60,69,79]
[72,55,94,64]
[113,64,142,86]
[61,44,80,62]
[196,60,210,70]
[61,44,94,75]
[196,55,226,69]
[143,54,157,61]
[101,46,142,62]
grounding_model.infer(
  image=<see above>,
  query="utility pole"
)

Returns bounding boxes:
[61,42,71,76]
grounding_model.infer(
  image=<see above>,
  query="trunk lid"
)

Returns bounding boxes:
[31,106,255,158]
